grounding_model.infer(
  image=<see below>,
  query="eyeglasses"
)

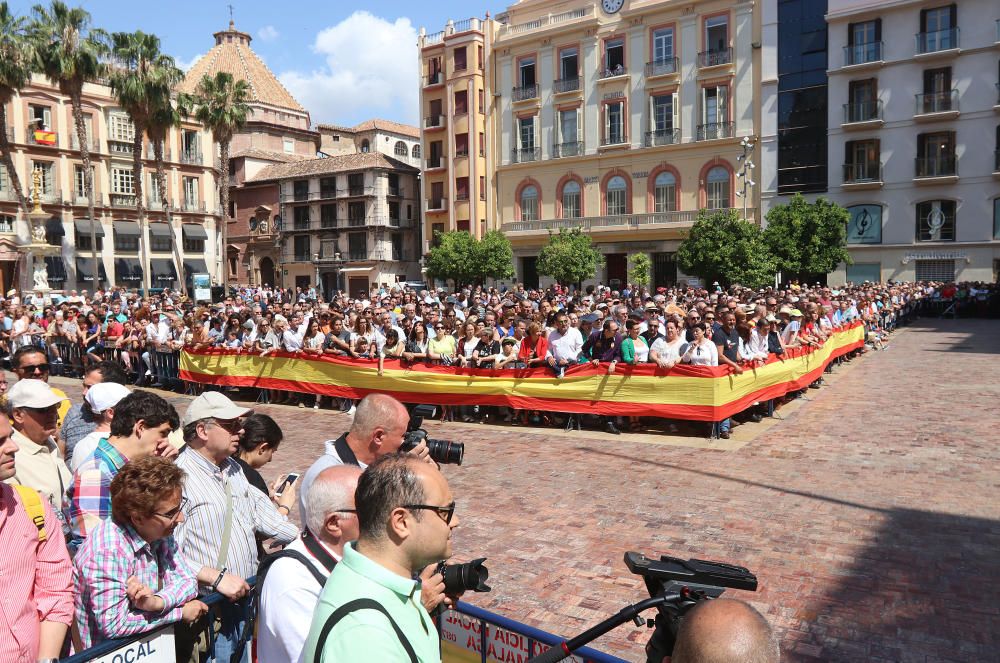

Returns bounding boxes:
[403,502,456,525]
[18,363,50,374]
[333,508,357,515]
[207,418,243,434]
[154,496,189,521]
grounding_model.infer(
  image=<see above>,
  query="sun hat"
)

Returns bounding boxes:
[8,379,69,410]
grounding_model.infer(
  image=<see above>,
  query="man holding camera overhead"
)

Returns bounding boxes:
[300,453,460,663]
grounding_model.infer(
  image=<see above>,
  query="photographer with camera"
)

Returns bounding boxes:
[300,453,460,663]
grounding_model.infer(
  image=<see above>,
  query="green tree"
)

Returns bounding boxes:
[763,194,852,280]
[536,227,603,289]
[628,252,651,290]
[425,230,477,288]
[472,230,514,285]
[677,208,777,289]
[0,2,34,222]
[179,71,250,287]
[109,30,181,293]
[30,0,108,290]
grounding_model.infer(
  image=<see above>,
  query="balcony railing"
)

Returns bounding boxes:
[427,156,447,169]
[843,162,882,183]
[600,134,627,147]
[455,146,469,158]
[291,216,312,230]
[346,251,370,261]
[844,100,883,124]
[109,193,137,208]
[698,48,733,68]
[696,122,735,141]
[456,191,470,202]
[388,185,402,197]
[598,65,627,79]
[512,83,539,101]
[915,90,958,115]
[645,129,680,147]
[107,139,135,155]
[552,141,583,158]
[424,72,444,86]
[427,198,447,211]
[645,58,679,77]
[512,147,540,163]
[70,135,101,152]
[916,27,959,54]
[319,187,337,199]
[843,41,883,66]
[347,217,365,227]
[182,199,206,212]
[915,156,956,178]
[180,149,202,164]
[292,190,310,202]
[498,6,592,36]
[424,115,445,129]
[505,208,750,233]
[553,77,580,93]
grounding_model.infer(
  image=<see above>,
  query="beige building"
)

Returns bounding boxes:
[0,75,220,292]
[420,1,760,289]
[418,18,495,249]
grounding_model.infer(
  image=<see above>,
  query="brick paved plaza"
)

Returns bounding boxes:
[51,317,1000,662]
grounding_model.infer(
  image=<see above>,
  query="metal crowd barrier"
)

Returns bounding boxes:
[47,340,84,378]
[148,346,183,391]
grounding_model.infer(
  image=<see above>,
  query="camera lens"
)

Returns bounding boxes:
[427,438,464,465]
[440,558,490,594]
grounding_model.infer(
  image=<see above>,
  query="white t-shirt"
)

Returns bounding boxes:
[70,431,108,473]
[546,327,584,362]
[680,340,719,366]
[650,337,685,365]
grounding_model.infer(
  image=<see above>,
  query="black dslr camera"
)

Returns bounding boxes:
[437,557,491,595]
[400,404,464,465]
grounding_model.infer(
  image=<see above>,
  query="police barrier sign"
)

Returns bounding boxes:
[440,611,595,663]
[87,627,175,663]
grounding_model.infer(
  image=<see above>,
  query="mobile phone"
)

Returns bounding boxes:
[276,473,299,496]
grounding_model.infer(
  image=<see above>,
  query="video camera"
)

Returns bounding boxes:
[526,552,757,663]
[400,404,465,465]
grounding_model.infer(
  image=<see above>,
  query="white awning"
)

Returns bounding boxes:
[338,267,374,275]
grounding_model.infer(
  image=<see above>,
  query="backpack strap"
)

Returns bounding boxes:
[12,484,47,542]
[313,598,418,663]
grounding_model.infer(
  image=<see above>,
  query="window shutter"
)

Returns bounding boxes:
[718,86,729,123]
[604,104,611,141]
[948,4,956,27]
[700,87,708,125]
[874,18,882,41]
[847,23,855,46]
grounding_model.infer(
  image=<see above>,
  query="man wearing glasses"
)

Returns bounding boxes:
[174,392,298,663]
[5,378,71,514]
[301,453,460,663]
[11,344,72,436]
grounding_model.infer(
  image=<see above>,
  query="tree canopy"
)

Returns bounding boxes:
[536,228,604,288]
[763,194,852,279]
[677,209,777,289]
[425,230,515,288]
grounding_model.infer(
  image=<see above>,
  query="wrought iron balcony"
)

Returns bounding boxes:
[387,185,402,197]
[504,209,751,233]
[915,156,956,178]
[553,77,580,93]
[843,162,882,184]
[424,115,445,129]
[108,139,134,155]
[182,199,206,212]
[71,134,101,152]
[696,122,735,141]
[110,193,136,208]
[915,90,958,115]
[511,147,540,163]
[455,191,470,202]
[843,100,883,124]
[455,146,469,158]
[427,156,447,169]
[512,83,539,101]
[698,48,732,68]
[180,149,202,164]
[645,58,678,77]
[552,141,583,158]
[427,198,447,211]
[600,133,627,147]
[843,41,883,66]
[598,65,627,79]
[28,129,58,147]
[916,27,959,54]
[645,129,679,147]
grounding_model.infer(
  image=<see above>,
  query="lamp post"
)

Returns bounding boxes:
[735,136,756,222]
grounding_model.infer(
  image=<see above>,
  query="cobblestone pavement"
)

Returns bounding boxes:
[51,318,1000,662]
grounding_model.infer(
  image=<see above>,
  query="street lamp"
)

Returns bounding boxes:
[735,136,756,222]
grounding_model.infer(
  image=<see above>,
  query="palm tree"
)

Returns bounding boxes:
[108,30,179,294]
[0,2,33,222]
[179,71,249,288]
[29,1,107,291]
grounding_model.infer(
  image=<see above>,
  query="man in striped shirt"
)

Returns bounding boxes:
[174,392,298,663]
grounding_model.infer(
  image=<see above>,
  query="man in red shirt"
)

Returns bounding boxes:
[0,414,74,662]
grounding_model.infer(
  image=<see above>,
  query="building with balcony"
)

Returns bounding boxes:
[418,17,495,253]
[0,76,219,292]
[824,0,1000,284]
[247,151,421,298]
[475,0,759,289]
[182,21,322,286]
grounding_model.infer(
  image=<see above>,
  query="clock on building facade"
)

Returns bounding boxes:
[602,0,624,14]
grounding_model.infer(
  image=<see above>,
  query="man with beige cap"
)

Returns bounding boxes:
[4,379,71,514]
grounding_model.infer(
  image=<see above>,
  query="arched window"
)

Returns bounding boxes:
[561,180,581,219]
[654,171,676,213]
[520,185,539,222]
[606,175,628,216]
[360,139,370,153]
[705,166,729,210]
[412,144,421,159]
[394,141,407,156]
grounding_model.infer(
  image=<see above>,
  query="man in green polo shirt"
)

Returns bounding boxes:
[300,453,460,663]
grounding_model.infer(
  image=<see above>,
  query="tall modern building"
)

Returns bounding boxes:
[420,1,761,289]
[0,76,219,292]
[824,0,1000,284]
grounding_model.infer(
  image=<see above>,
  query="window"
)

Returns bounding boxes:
[518,116,535,151]
[0,214,13,233]
[412,144,421,159]
[293,179,309,201]
[455,133,469,157]
[349,201,365,225]
[920,67,952,114]
[360,139,370,153]
[919,5,957,52]
[0,165,6,194]
[654,172,676,212]
[519,57,536,87]
[111,167,133,195]
[76,229,102,252]
[348,232,366,258]
[321,204,337,228]
[478,45,484,70]
[108,113,134,142]
[847,205,883,244]
[915,200,956,241]
[844,139,880,182]
[604,101,625,145]
[604,38,625,75]
[650,93,678,138]
[847,20,881,65]
[478,88,486,114]
[29,104,52,129]
[74,166,88,198]
[455,177,469,201]
[388,173,400,196]
[33,161,54,196]
[182,130,199,158]
[148,174,162,203]
[454,46,467,71]
[557,109,579,155]
[389,201,401,221]
[994,198,1000,239]
[701,85,729,137]
[394,141,407,156]
[454,90,468,114]
[479,176,486,201]
[183,177,198,207]
[294,235,312,260]
[606,176,628,215]
[519,185,538,222]
[561,180,581,219]
[479,132,485,157]
[705,166,730,209]
[183,236,205,253]
[348,173,364,195]
[320,177,337,197]
[847,79,878,122]
[293,205,310,229]
[283,138,294,154]
[916,131,956,177]
[652,27,674,64]
[705,15,729,53]
[559,47,578,80]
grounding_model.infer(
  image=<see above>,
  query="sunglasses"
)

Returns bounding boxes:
[19,363,50,374]
[207,418,243,434]
[403,502,456,525]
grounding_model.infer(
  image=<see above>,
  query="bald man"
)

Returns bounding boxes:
[670,598,779,663]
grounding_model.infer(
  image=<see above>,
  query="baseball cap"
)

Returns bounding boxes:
[790,309,804,317]
[8,379,69,410]
[85,382,131,414]
[182,391,252,427]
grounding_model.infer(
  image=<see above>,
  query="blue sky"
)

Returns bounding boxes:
[10,0,502,126]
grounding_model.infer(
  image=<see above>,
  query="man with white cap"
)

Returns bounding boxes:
[173,391,298,663]
[4,379,71,513]
[69,381,132,472]
[66,390,180,553]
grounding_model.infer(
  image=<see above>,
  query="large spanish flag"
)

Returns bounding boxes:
[179,323,865,422]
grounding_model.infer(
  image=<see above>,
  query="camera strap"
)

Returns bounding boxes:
[301,530,339,575]
[313,599,417,663]
[333,434,362,468]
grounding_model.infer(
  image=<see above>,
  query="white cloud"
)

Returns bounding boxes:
[278,11,419,127]
[257,25,280,42]
[175,52,204,72]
